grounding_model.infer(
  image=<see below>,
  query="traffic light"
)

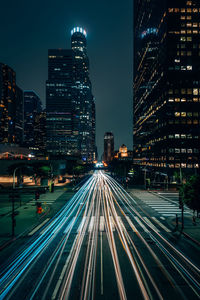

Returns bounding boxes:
[36,202,42,214]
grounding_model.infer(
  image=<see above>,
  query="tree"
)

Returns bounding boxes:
[179,175,200,216]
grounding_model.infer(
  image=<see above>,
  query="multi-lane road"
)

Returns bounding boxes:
[0,171,200,300]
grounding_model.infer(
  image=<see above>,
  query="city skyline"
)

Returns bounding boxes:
[0,0,133,157]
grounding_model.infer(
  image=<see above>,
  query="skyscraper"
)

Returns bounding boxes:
[46,49,78,157]
[24,90,42,148]
[46,27,96,161]
[134,0,200,174]
[0,63,24,145]
[104,132,114,163]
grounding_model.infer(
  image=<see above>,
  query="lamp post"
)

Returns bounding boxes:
[13,167,20,189]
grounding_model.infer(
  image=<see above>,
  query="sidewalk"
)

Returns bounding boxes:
[129,189,200,246]
[0,187,74,250]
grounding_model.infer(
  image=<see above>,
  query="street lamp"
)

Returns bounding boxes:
[13,167,20,189]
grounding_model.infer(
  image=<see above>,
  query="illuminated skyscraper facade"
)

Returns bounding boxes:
[0,63,24,145]
[24,90,42,148]
[134,0,200,173]
[104,132,114,163]
[46,27,96,161]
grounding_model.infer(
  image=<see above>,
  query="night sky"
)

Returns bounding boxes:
[0,0,133,157]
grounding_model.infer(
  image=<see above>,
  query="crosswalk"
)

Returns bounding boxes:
[63,215,172,235]
[28,198,56,206]
[139,196,191,217]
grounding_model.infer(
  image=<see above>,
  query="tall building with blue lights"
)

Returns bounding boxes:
[46,27,96,161]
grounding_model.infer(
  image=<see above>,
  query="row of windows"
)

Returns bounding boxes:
[180,36,192,41]
[168,119,199,124]
[168,134,198,139]
[169,148,198,153]
[174,111,199,117]
[144,163,199,169]
[177,43,200,48]
[169,88,200,95]
[177,51,192,55]
[168,65,192,71]
[169,97,199,102]
[168,119,199,125]
[168,8,200,13]
[168,163,199,169]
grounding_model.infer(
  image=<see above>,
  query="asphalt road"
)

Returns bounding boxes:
[0,172,200,300]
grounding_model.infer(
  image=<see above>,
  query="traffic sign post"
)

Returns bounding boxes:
[9,191,20,237]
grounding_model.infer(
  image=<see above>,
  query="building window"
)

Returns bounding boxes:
[193,88,198,95]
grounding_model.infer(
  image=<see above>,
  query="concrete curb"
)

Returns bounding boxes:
[182,231,200,247]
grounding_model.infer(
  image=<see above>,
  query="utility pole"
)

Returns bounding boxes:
[9,191,19,237]
[179,191,184,230]
[144,168,147,190]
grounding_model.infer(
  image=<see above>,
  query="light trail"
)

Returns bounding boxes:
[101,172,200,297]
[0,171,200,300]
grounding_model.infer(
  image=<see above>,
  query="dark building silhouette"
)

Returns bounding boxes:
[24,90,42,149]
[134,0,200,173]
[46,27,96,161]
[0,63,23,145]
[34,110,46,154]
[104,132,114,163]
[15,86,24,145]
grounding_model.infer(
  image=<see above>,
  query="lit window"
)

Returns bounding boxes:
[181,89,186,94]
[175,98,180,102]
[180,36,186,41]
[181,163,186,168]
[193,88,198,95]
[181,112,186,117]
[187,149,193,153]
[175,112,180,117]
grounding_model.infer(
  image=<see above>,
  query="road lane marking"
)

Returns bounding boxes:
[134,216,149,233]
[126,216,138,233]
[77,216,86,233]
[88,216,95,232]
[99,216,104,232]
[51,236,78,300]
[144,217,160,232]
[152,217,170,232]
[63,218,75,234]
[100,231,103,295]
[28,218,50,236]
[109,216,115,231]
